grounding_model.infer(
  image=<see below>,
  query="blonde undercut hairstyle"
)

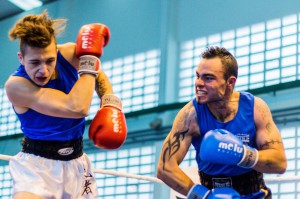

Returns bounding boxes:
[8,10,67,55]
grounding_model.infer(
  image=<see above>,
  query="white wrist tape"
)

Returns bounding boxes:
[101,94,122,110]
[78,55,101,76]
[238,145,259,168]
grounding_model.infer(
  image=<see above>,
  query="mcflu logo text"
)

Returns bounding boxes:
[111,109,120,133]
[218,142,243,153]
[81,26,93,49]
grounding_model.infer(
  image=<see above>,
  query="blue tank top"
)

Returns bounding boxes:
[192,92,257,176]
[12,51,85,141]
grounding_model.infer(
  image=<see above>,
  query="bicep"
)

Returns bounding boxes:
[254,97,284,150]
[160,127,193,166]
[159,102,197,167]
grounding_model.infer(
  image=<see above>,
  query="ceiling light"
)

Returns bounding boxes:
[8,0,43,11]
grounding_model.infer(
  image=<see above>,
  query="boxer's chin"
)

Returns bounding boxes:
[196,96,205,104]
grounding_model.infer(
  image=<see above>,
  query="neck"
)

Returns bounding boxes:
[207,92,239,122]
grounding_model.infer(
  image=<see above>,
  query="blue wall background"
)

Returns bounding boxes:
[1,0,300,87]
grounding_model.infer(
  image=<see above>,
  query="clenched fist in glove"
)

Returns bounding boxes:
[76,23,110,76]
[89,94,127,149]
[200,129,258,168]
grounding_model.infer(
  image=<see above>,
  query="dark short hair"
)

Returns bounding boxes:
[201,46,238,80]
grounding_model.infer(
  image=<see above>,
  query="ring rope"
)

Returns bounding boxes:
[0,154,297,183]
[93,168,164,184]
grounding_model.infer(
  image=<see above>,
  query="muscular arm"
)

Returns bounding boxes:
[59,43,113,98]
[253,97,287,173]
[5,43,95,118]
[95,69,113,98]
[5,74,95,118]
[157,101,199,196]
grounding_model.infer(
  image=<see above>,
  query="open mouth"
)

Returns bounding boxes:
[196,90,207,95]
[35,77,48,85]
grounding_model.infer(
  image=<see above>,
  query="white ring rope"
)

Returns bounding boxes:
[93,168,164,184]
[0,154,297,183]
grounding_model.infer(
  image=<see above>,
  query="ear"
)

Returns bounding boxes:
[227,76,236,88]
[17,52,24,64]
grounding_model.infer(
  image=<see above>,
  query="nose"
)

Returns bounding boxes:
[195,77,204,86]
[39,63,49,75]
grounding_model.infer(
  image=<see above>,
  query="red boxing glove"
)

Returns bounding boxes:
[89,95,127,149]
[76,23,110,76]
[76,23,110,57]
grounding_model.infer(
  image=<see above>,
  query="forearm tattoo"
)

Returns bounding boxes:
[96,79,107,98]
[162,129,189,170]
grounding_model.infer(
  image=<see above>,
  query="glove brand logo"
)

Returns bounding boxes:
[111,109,120,133]
[81,60,96,69]
[58,147,74,156]
[81,26,93,49]
[236,133,250,144]
[218,142,243,154]
[102,95,122,109]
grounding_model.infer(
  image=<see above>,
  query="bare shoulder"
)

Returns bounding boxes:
[5,75,28,93]
[254,96,267,105]
[57,42,78,69]
[254,96,271,115]
[175,101,196,122]
[57,42,76,53]
[5,76,37,106]
[253,96,273,127]
[173,100,199,136]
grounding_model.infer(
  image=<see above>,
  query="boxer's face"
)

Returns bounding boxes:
[18,39,57,86]
[194,57,229,104]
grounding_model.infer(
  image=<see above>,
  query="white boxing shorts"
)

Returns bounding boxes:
[9,152,98,199]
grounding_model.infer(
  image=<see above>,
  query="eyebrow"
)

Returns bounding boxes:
[28,59,41,62]
[28,57,55,62]
[196,71,215,77]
